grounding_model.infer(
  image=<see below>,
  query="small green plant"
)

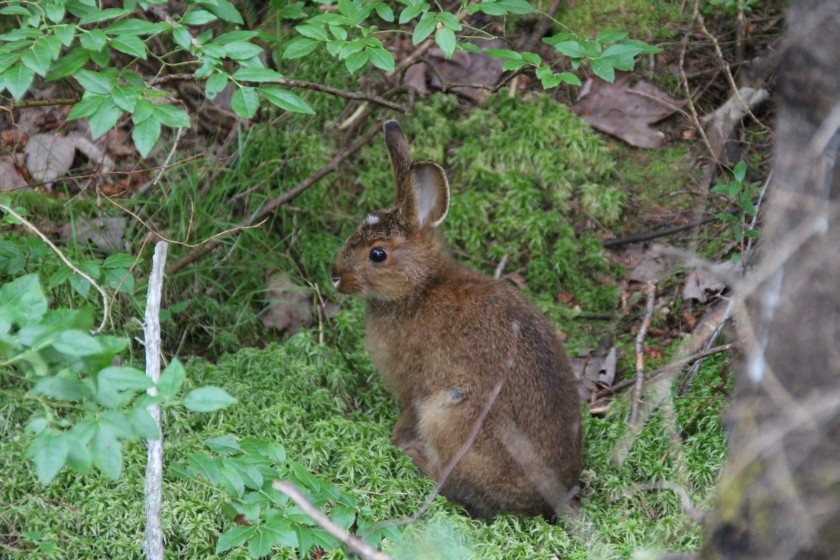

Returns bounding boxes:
[0,270,236,484]
[706,0,759,15]
[173,434,399,559]
[710,160,759,261]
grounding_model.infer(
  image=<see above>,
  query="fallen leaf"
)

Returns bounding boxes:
[58,217,128,253]
[571,346,618,402]
[260,271,313,334]
[682,260,739,302]
[1,129,27,148]
[24,133,114,188]
[0,156,28,191]
[682,311,697,329]
[573,72,685,148]
[628,243,678,283]
[404,40,505,103]
[644,347,663,359]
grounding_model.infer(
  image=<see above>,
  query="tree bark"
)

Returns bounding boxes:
[699,1,840,558]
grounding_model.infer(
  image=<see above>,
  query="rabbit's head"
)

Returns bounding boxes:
[331,121,450,301]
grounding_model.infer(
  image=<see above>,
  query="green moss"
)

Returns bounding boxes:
[558,0,683,41]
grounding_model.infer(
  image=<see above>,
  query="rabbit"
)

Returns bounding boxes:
[331,120,583,519]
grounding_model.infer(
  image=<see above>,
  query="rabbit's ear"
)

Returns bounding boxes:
[409,161,450,228]
[384,120,414,209]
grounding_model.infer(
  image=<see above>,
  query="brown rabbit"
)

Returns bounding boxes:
[331,121,583,519]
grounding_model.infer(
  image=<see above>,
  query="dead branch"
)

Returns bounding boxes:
[630,282,657,425]
[143,242,168,560]
[166,124,381,275]
[271,481,393,560]
[518,0,563,52]
[5,98,78,110]
[679,0,718,166]
[0,203,110,334]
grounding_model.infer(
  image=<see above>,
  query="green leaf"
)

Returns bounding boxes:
[21,40,54,77]
[4,63,35,101]
[89,101,123,139]
[80,29,108,52]
[111,86,137,113]
[330,503,356,531]
[231,87,259,118]
[216,525,256,554]
[32,376,87,401]
[153,104,190,128]
[27,430,70,484]
[283,36,318,59]
[52,329,103,356]
[183,386,237,412]
[295,24,329,42]
[232,67,282,82]
[91,423,123,479]
[259,87,314,114]
[110,36,148,59]
[717,212,740,223]
[99,366,152,391]
[47,48,89,81]
[69,273,91,298]
[182,9,218,25]
[375,2,394,22]
[67,93,105,120]
[106,18,165,36]
[172,26,192,50]
[222,41,263,60]
[412,11,436,45]
[157,358,186,400]
[521,52,541,65]
[129,407,160,440]
[399,5,425,24]
[0,6,32,16]
[205,72,228,99]
[104,268,134,294]
[206,0,244,24]
[733,160,747,183]
[548,40,588,59]
[205,434,241,454]
[555,71,581,86]
[596,30,629,43]
[434,27,456,59]
[187,453,221,483]
[368,47,395,72]
[590,57,615,82]
[25,417,48,435]
[75,69,114,95]
[437,11,462,31]
[80,7,130,25]
[345,50,369,73]
[0,273,47,326]
[248,528,276,558]
[132,126,163,156]
[485,49,523,62]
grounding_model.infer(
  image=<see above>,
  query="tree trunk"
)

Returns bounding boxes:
[699,1,840,558]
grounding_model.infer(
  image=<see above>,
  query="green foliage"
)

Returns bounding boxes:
[710,160,760,261]
[172,434,398,559]
[0,268,236,485]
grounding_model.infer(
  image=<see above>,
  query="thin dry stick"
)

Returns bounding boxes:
[149,74,407,113]
[679,2,718,164]
[596,343,735,399]
[167,124,381,275]
[630,282,656,425]
[272,481,393,560]
[150,127,185,189]
[0,203,110,334]
[143,242,168,560]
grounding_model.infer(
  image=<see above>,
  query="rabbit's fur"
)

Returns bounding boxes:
[331,121,583,518]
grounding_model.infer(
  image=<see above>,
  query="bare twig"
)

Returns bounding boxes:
[149,74,407,113]
[5,98,79,110]
[149,127,185,190]
[143,242,168,560]
[493,254,509,279]
[679,1,718,165]
[630,282,656,425]
[272,481,393,560]
[166,124,382,275]
[0,203,110,334]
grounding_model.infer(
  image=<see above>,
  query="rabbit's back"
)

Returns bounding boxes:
[367,259,582,517]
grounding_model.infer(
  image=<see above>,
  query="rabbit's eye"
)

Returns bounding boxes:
[369,247,388,263]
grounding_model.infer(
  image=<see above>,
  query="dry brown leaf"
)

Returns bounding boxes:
[0,156,27,191]
[58,217,128,253]
[628,243,678,283]
[24,133,114,188]
[260,271,313,334]
[682,260,739,302]
[573,72,685,148]
[404,40,504,103]
[571,346,618,402]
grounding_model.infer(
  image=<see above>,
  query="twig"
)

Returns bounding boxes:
[0,203,110,334]
[4,98,77,111]
[166,124,382,275]
[271,481,393,560]
[149,127,185,190]
[679,1,718,165]
[493,254,509,279]
[630,282,656,425]
[149,74,407,113]
[143,242,168,560]
[519,0,563,52]
[601,211,731,248]
[596,343,735,399]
